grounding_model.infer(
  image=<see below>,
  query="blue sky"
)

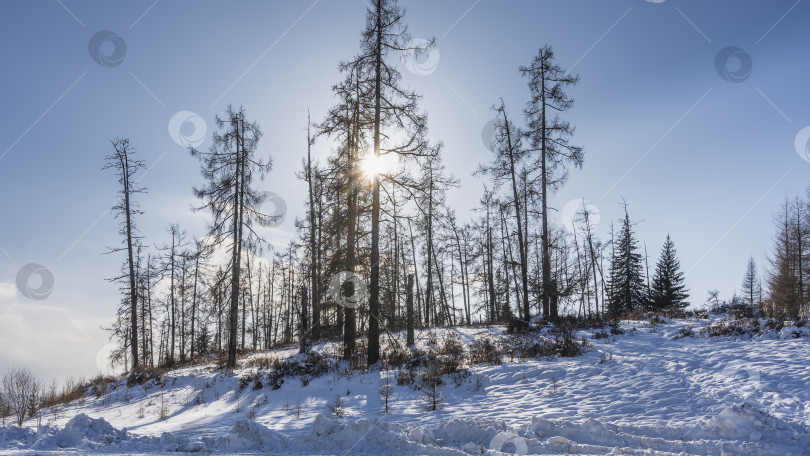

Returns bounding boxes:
[1,0,808,382]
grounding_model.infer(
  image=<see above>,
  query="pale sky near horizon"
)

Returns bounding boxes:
[1,0,809,384]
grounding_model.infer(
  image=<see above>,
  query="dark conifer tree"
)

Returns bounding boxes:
[649,234,689,311]
[608,205,646,317]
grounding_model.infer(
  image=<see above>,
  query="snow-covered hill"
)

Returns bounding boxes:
[2,316,809,455]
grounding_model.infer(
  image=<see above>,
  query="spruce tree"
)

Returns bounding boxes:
[649,235,689,311]
[741,256,761,308]
[608,206,646,317]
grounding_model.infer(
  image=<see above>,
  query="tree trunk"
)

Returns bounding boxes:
[226,115,244,369]
[539,71,553,319]
[367,0,383,367]
[406,274,414,347]
[307,113,319,341]
[425,167,434,327]
[121,152,139,369]
[500,109,530,322]
[299,286,308,354]
[408,220,424,326]
[343,94,360,362]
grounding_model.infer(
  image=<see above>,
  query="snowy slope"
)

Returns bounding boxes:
[1,317,809,455]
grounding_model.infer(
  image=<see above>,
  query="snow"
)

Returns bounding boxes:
[224,419,288,451]
[1,317,809,455]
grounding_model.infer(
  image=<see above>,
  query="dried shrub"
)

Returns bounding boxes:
[469,338,502,365]
[126,365,165,388]
[593,329,610,340]
[673,326,695,339]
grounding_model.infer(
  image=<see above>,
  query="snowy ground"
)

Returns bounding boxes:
[1,317,809,455]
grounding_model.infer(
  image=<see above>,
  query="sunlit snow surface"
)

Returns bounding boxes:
[1,317,809,455]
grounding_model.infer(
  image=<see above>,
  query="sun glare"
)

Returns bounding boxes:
[359,154,391,180]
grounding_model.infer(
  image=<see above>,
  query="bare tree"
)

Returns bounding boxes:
[478,101,529,321]
[361,0,432,365]
[190,105,274,369]
[305,112,320,343]
[187,238,213,360]
[158,224,186,366]
[2,367,40,427]
[103,138,146,369]
[521,45,583,318]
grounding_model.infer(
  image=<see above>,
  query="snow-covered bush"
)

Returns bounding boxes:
[674,326,695,339]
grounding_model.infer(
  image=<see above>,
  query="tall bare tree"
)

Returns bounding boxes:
[478,101,529,321]
[521,45,583,318]
[190,105,274,369]
[305,112,320,343]
[362,0,432,365]
[158,224,186,365]
[103,138,146,369]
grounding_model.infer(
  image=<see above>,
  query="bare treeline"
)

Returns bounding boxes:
[100,0,697,374]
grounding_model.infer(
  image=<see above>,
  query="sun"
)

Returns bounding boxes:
[359,153,391,180]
